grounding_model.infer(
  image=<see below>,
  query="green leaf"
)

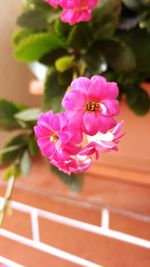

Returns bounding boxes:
[12,29,32,47]
[3,164,21,181]
[98,39,136,72]
[14,32,64,62]
[15,108,41,122]
[25,0,52,10]
[126,85,150,115]
[0,145,22,165]
[0,99,24,130]
[140,11,150,32]
[58,69,74,86]
[117,28,150,72]
[67,23,93,50]
[43,69,67,112]
[121,0,141,9]
[92,0,121,40]
[17,9,48,31]
[138,0,150,5]
[0,135,28,164]
[55,56,74,73]
[54,19,70,42]
[0,145,22,155]
[39,48,66,66]
[20,150,32,177]
[28,135,39,156]
[84,43,103,75]
[51,166,84,192]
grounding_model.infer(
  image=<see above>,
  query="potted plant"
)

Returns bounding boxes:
[0,0,150,224]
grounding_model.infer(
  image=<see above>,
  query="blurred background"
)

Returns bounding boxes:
[0,1,150,267]
[0,0,40,148]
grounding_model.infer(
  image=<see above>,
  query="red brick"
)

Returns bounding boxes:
[1,188,101,226]
[0,236,77,267]
[39,218,150,267]
[2,210,32,239]
[110,213,150,240]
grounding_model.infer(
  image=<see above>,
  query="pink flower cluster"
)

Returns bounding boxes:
[44,0,98,25]
[34,75,124,175]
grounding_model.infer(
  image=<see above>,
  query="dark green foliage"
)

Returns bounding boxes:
[0,99,25,130]
[17,9,49,31]
[43,68,72,112]
[117,28,150,72]
[0,135,28,164]
[27,135,39,156]
[67,23,93,50]
[98,39,136,72]
[0,103,41,180]
[122,0,142,9]
[39,48,67,66]
[54,19,71,42]
[92,0,121,39]
[126,85,150,115]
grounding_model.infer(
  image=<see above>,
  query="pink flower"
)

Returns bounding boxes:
[60,0,98,25]
[44,0,60,8]
[80,121,125,159]
[62,75,120,136]
[34,111,82,161]
[51,154,92,174]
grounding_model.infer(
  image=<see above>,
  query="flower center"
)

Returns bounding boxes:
[50,133,59,143]
[86,101,99,112]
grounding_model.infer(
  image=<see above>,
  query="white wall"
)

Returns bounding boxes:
[0,0,41,106]
[0,1,41,147]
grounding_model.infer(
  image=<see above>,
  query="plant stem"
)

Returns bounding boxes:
[0,176,15,227]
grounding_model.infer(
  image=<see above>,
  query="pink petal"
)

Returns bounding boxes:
[76,11,91,22]
[79,142,100,159]
[88,0,98,9]
[64,143,80,155]
[112,120,124,136]
[58,131,70,144]
[83,112,101,135]
[91,75,107,83]
[59,113,69,130]
[88,76,107,101]
[69,129,83,144]
[34,125,50,138]
[67,110,84,128]
[61,9,77,25]
[98,115,117,133]
[101,100,120,116]
[38,111,53,130]
[60,0,98,25]
[71,77,90,92]
[105,82,119,99]
[62,89,86,110]
[38,138,55,157]
[60,0,75,8]
[49,113,60,131]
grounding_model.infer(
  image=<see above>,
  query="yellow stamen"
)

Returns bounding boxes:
[86,101,99,112]
[50,133,59,143]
